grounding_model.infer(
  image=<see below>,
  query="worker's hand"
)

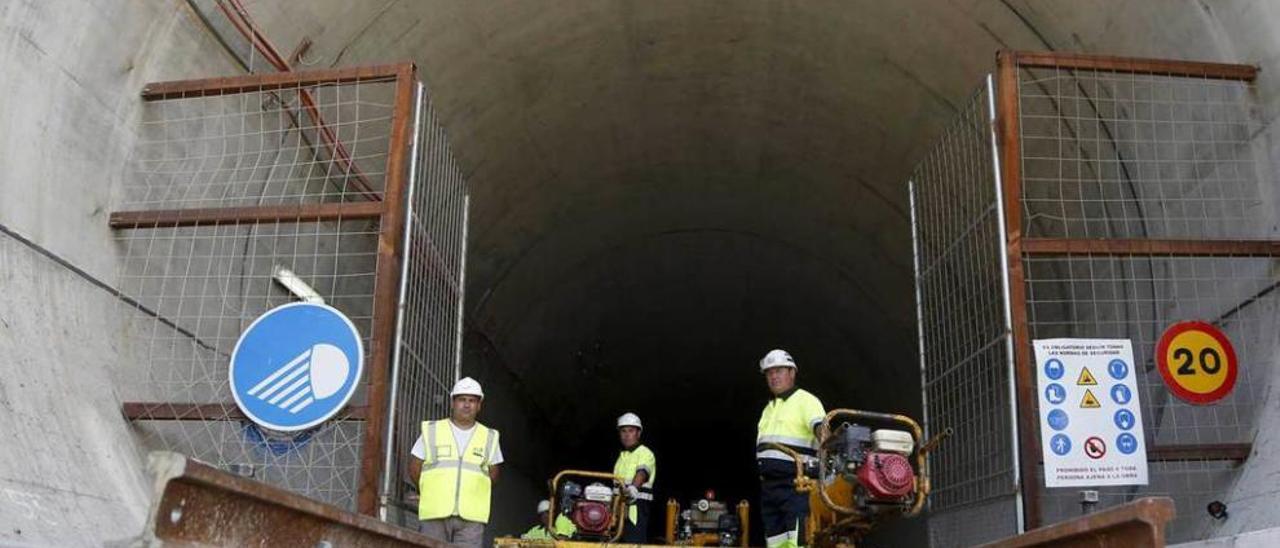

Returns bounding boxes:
[625,484,641,500]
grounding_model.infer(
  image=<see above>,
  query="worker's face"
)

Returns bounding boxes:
[451,395,482,423]
[618,425,641,449]
[765,366,796,395]
[539,511,551,527]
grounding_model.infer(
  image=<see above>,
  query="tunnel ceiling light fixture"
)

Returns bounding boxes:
[272,265,325,304]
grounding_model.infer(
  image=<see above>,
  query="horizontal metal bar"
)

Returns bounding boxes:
[122,402,367,421]
[109,202,386,228]
[141,63,413,100]
[1022,238,1280,257]
[1146,443,1251,463]
[138,452,441,546]
[1010,50,1258,81]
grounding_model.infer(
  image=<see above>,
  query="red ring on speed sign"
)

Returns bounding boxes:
[1156,321,1238,405]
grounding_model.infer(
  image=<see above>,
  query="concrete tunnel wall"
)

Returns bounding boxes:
[2,1,1280,546]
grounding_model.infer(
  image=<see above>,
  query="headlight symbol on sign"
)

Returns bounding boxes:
[247,343,351,414]
[230,303,364,432]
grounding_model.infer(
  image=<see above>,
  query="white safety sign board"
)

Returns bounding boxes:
[1034,339,1148,487]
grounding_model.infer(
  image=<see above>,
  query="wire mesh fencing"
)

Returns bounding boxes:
[910,78,1021,547]
[1014,57,1279,542]
[911,51,1277,546]
[380,84,470,524]
[113,64,466,518]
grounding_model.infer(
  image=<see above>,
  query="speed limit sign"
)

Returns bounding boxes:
[1156,321,1238,405]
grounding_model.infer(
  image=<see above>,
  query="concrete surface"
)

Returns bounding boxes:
[2,0,1280,546]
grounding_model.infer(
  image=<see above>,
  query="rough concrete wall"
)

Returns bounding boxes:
[0,0,243,544]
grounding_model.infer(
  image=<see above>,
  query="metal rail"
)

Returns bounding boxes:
[136,451,442,546]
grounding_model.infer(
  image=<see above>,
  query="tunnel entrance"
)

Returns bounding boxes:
[104,25,1276,548]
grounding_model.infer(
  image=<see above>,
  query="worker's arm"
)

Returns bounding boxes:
[408,457,423,484]
[489,463,501,484]
[631,470,649,487]
[807,394,827,440]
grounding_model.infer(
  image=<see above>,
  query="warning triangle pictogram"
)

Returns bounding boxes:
[1080,388,1101,409]
[1077,366,1098,386]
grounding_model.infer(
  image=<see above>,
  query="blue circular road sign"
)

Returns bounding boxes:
[229,303,364,432]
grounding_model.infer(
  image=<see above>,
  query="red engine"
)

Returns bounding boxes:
[560,481,617,538]
[571,501,613,535]
[855,451,915,499]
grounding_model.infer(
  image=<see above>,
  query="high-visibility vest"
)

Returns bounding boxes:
[756,388,825,463]
[521,515,578,539]
[418,419,499,523]
[614,444,656,523]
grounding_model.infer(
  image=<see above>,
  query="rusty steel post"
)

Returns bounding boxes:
[358,62,418,516]
[996,49,1042,531]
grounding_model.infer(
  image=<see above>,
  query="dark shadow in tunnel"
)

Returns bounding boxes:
[469,230,925,544]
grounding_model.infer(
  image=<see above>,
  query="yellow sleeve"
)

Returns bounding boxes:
[804,392,826,430]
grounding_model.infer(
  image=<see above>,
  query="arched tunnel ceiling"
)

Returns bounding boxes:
[242,0,1244,484]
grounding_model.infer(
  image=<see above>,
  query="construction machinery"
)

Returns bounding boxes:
[663,490,749,546]
[761,409,950,547]
[498,409,946,547]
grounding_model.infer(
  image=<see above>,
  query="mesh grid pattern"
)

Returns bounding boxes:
[1016,64,1278,542]
[113,71,445,512]
[910,79,1021,543]
[1018,68,1269,240]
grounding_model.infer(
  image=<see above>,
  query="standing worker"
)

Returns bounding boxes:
[755,349,826,548]
[613,412,657,543]
[408,377,503,547]
[521,499,577,540]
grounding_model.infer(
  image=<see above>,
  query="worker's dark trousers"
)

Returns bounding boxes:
[622,501,650,544]
[760,478,808,548]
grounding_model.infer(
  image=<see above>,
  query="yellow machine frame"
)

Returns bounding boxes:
[763,409,949,547]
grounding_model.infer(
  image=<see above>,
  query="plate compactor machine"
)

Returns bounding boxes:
[761,409,950,547]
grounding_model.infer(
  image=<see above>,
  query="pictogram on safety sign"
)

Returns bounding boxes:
[1077,366,1098,386]
[1080,388,1101,409]
[1084,436,1106,459]
[1156,321,1238,405]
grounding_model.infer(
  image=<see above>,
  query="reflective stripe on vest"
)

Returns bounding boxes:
[756,388,824,463]
[614,444,656,524]
[418,419,496,523]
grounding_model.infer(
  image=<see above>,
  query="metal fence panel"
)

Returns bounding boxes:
[1015,61,1278,541]
[911,78,1022,545]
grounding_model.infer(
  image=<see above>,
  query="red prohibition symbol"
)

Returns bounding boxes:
[1084,436,1107,460]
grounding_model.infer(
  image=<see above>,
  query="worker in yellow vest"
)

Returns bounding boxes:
[613,412,656,544]
[756,350,825,548]
[521,499,578,540]
[408,377,503,547]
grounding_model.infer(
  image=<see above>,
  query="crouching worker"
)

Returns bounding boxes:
[521,499,578,540]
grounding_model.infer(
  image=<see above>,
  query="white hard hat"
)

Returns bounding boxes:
[537,499,551,514]
[450,377,484,399]
[759,349,797,372]
[617,412,643,431]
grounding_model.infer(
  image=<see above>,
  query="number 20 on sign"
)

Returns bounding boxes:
[1156,321,1238,405]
